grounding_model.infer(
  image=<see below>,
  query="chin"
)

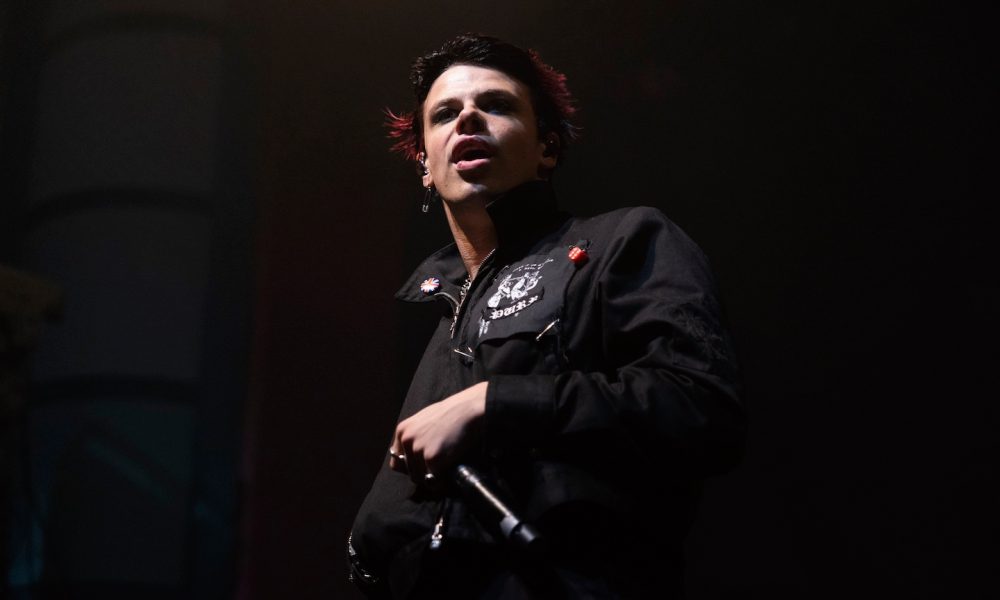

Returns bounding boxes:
[441,180,501,205]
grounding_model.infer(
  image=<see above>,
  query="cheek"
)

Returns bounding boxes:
[423,132,438,156]
[514,134,544,166]
[424,138,445,171]
[511,125,541,156]
[422,122,443,155]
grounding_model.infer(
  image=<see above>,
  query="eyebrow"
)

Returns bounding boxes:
[427,89,522,113]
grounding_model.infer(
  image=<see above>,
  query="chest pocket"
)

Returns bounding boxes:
[472,248,577,348]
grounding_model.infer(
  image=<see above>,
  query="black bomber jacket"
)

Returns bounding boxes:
[350,181,745,595]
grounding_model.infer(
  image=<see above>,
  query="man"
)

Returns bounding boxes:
[350,34,745,598]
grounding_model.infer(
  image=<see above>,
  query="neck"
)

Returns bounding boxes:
[443,199,497,280]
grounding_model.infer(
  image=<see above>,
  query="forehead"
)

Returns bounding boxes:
[423,64,532,108]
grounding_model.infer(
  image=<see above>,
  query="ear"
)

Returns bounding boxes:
[538,135,559,171]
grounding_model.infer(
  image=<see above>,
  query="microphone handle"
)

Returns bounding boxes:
[454,464,542,550]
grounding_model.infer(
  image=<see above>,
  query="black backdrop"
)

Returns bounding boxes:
[242,2,994,598]
[3,1,993,599]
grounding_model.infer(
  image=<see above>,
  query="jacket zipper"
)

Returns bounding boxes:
[430,252,495,548]
[449,249,497,339]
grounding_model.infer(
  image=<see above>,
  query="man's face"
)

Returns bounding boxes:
[420,65,556,205]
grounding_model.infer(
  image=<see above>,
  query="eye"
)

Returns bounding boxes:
[483,99,513,114]
[431,107,458,124]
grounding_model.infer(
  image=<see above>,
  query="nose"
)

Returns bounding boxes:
[455,104,486,135]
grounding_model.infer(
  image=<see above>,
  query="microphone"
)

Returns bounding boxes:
[453,463,543,552]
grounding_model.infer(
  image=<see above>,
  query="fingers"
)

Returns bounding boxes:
[389,425,409,475]
[390,422,441,487]
[387,446,407,474]
[387,383,488,488]
[404,437,434,487]
[390,422,428,484]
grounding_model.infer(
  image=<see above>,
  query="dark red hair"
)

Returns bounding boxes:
[386,34,579,163]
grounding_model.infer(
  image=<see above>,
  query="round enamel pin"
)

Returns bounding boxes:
[419,277,441,294]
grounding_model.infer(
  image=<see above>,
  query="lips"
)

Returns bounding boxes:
[451,137,495,170]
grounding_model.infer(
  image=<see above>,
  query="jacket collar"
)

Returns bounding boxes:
[395,180,566,303]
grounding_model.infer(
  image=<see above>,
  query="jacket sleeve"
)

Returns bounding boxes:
[483,208,746,478]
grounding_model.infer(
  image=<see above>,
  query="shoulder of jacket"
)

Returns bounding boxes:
[567,205,681,239]
[562,206,708,271]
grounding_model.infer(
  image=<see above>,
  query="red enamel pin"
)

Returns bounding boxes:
[568,240,590,266]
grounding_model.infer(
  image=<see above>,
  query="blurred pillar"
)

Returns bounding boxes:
[0,266,61,600]
[2,1,255,597]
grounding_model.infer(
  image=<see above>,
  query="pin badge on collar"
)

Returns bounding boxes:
[568,245,589,266]
[419,277,441,294]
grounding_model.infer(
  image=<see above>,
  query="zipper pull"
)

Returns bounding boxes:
[429,512,446,551]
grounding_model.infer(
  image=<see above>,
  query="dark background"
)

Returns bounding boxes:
[1,1,993,599]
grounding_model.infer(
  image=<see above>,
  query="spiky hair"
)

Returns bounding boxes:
[386,33,579,163]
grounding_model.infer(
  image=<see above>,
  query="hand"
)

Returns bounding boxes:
[389,381,487,486]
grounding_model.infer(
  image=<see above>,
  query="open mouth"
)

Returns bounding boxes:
[457,148,491,161]
[451,138,495,166]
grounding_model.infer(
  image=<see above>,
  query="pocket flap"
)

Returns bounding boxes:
[473,251,577,345]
